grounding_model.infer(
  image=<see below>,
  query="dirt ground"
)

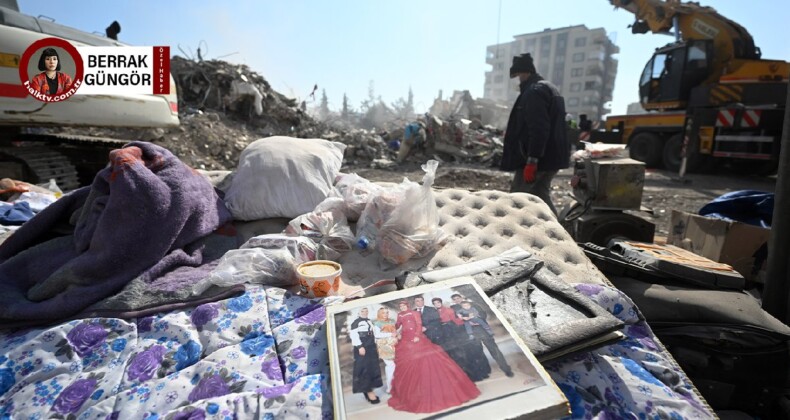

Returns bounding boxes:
[348,163,777,238]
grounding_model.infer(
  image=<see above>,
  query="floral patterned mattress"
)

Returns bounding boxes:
[0,283,715,419]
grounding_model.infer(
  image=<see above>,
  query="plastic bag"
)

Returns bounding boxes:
[192,248,298,295]
[572,143,627,161]
[355,186,405,251]
[241,234,318,262]
[285,208,355,261]
[333,173,382,222]
[357,160,447,265]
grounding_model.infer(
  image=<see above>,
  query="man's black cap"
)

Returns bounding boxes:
[510,53,536,78]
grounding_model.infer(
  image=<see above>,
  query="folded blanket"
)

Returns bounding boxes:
[0,142,232,326]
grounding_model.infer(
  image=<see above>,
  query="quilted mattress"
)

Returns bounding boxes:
[226,182,609,294]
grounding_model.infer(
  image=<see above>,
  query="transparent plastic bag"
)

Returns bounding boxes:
[192,248,298,295]
[355,186,405,251]
[284,208,355,261]
[356,160,447,265]
[334,173,382,221]
[241,234,317,262]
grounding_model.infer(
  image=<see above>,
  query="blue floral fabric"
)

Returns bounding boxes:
[0,287,332,419]
[0,283,715,419]
[547,284,715,419]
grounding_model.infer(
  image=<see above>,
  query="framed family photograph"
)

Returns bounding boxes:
[326,277,570,419]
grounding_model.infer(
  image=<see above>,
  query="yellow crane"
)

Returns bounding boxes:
[595,0,789,173]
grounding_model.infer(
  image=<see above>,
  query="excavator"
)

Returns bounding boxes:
[593,0,789,173]
[0,1,179,190]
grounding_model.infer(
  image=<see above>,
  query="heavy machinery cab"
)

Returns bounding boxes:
[639,40,714,110]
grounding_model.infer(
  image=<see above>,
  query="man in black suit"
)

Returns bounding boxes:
[450,293,513,377]
[413,296,442,343]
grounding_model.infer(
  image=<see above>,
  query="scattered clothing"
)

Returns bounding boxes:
[0,202,34,225]
[0,142,232,327]
[699,190,773,228]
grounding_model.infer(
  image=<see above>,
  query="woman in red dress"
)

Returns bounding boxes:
[387,301,481,413]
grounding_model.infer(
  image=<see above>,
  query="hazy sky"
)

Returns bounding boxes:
[20,1,790,116]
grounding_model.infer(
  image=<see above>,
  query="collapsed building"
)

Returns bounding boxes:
[40,57,510,171]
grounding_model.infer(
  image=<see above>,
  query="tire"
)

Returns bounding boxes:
[628,132,663,168]
[663,133,708,173]
[662,134,683,172]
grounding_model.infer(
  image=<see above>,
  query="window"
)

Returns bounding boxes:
[568,97,580,106]
[556,33,568,55]
[494,75,504,83]
[570,83,581,92]
[588,51,605,61]
[540,35,552,53]
[485,75,491,84]
[539,64,549,75]
[687,42,708,71]
[584,81,598,90]
[572,53,585,62]
[555,54,565,64]
[525,39,536,48]
[553,69,564,86]
[486,51,495,60]
[582,96,593,105]
[575,37,587,47]
[495,62,505,70]
[652,54,667,78]
[571,68,583,77]
[494,89,503,97]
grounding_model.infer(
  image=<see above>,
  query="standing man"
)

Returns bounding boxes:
[450,294,514,378]
[500,53,570,216]
[413,296,441,344]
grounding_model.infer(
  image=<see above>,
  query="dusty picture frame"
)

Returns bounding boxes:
[326,277,570,419]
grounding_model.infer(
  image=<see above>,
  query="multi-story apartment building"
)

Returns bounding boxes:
[484,25,619,123]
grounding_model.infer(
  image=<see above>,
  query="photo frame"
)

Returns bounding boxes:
[326,277,569,419]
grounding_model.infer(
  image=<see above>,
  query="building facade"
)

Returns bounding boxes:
[484,25,619,123]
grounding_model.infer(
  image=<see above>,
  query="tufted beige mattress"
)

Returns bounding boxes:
[427,188,607,285]
[199,170,608,292]
[226,186,609,296]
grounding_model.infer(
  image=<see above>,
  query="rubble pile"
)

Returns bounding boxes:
[43,57,507,172]
[429,117,503,166]
[46,56,329,171]
[321,130,394,166]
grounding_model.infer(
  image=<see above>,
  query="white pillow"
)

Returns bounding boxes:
[224,136,346,220]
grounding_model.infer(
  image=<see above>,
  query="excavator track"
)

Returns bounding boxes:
[0,133,128,191]
[0,146,80,191]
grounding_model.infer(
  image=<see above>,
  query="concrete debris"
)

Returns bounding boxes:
[230,81,264,116]
[41,57,507,173]
[429,89,510,129]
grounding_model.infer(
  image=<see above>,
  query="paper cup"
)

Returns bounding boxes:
[297,260,343,298]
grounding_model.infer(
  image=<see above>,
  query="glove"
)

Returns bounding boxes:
[522,163,538,183]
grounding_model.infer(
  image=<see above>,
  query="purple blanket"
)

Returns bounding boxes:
[0,142,232,326]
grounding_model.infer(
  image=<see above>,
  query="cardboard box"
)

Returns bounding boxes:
[669,210,770,283]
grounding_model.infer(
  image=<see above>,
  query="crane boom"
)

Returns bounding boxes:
[610,0,759,75]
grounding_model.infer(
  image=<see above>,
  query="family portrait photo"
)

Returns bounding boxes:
[327,280,552,419]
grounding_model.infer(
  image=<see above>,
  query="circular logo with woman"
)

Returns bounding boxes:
[20,37,84,102]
